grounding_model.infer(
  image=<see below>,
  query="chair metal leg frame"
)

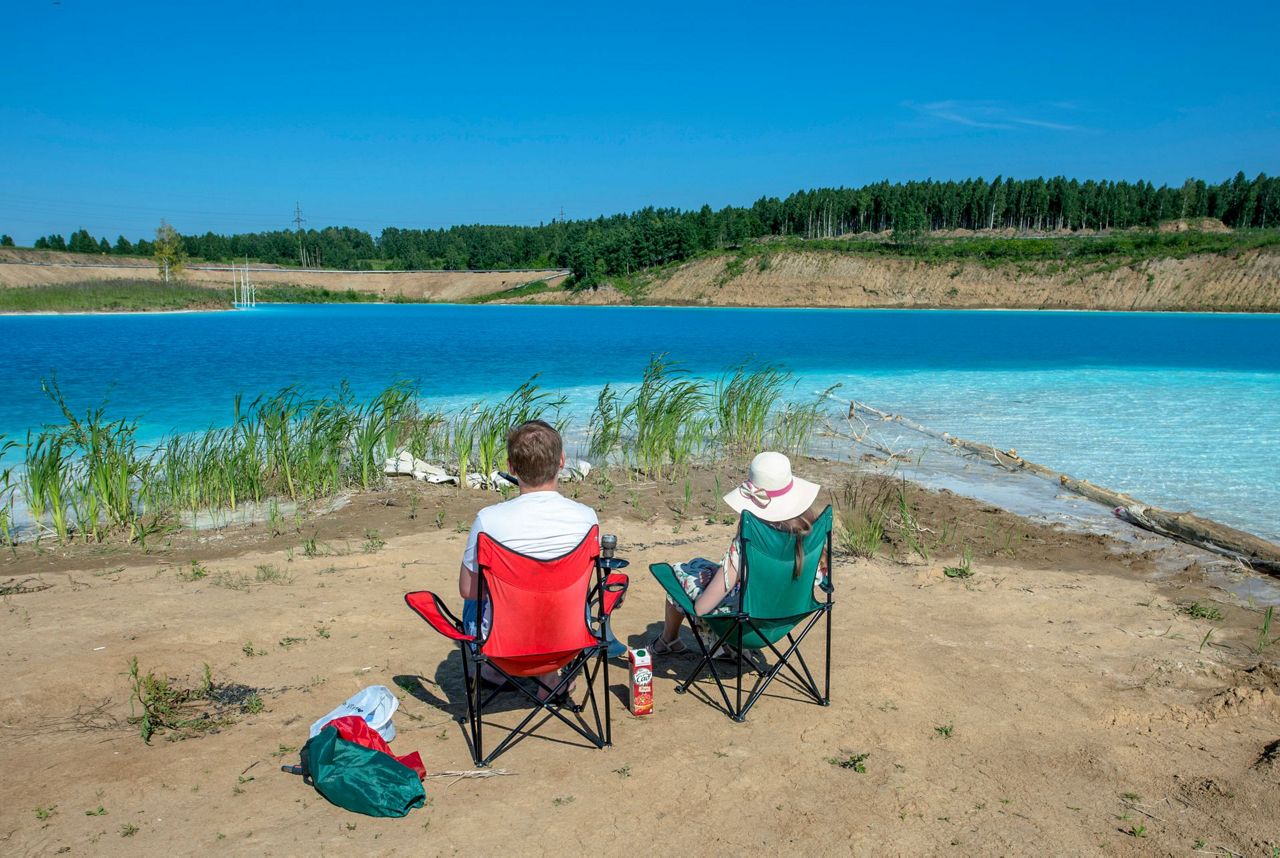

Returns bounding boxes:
[737,608,830,719]
[675,605,832,721]
[675,614,743,716]
[461,644,610,767]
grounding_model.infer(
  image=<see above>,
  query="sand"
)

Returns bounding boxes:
[512,248,1280,312]
[0,249,568,303]
[1,463,1278,855]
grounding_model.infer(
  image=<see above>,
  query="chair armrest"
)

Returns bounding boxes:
[404,591,475,642]
[601,573,629,616]
[648,563,696,616]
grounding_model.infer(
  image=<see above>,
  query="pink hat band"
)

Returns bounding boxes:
[739,479,794,507]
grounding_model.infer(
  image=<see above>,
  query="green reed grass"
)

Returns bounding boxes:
[715,362,790,452]
[44,379,148,541]
[587,384,626,461]
[23,428,73,541]
[353,382,415,490]
[630,356,712,478]
[834,476,893,559]
[589,357,833,476]
[8,365,832,544]
[0,436,16,544]
[769,393,828,455]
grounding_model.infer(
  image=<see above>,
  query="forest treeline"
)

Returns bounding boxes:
[16,172,1279,288]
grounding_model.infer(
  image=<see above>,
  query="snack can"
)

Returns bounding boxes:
[628,647,653,716]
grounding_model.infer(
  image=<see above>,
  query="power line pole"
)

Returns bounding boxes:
[294,202,307,267]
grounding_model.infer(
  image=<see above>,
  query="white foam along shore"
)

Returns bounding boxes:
[829,399,1280,578]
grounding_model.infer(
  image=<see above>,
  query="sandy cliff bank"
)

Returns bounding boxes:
[518,248,1280,311]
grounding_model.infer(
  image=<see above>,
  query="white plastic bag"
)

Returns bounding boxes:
[309,685,399,742]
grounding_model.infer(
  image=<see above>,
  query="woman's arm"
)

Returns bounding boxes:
[693,545,739,615]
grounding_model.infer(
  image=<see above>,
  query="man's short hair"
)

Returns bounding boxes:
[507,420,562,486]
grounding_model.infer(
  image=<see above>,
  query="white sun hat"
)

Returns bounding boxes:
[722,451,821,523]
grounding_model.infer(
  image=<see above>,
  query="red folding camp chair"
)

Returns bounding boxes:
[404,525,629,767]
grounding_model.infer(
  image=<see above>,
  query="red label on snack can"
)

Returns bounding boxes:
[628,647,653,716]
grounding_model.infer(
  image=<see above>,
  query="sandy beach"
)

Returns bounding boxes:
[1,460,1277,856]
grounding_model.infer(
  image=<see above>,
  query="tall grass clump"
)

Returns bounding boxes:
[768,392,830,455]
[835,477,893,559]
[592,356,712,478]
[468,378,567,486]
[43,381,431,537]
[405,408,449,462]
[0,436,17,544]
[44,379,149,541]
[23,428,73,542]
[714,363,790,452]
[588,383,627,461]
[352,382,416,490]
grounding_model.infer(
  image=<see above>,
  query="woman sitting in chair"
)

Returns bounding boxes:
[651,451,824,655]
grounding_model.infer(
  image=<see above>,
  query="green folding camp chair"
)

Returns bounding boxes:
[649,505,834,721]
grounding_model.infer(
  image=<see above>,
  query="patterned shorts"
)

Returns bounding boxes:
[669,557,736,616]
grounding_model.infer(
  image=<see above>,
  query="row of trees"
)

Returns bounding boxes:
[17,172,1278,288]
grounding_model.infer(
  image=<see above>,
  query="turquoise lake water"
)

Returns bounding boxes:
[1,304,1278,541]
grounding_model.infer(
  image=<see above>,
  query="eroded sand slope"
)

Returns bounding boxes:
[527,248,1280,311]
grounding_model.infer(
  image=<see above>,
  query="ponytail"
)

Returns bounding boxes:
[769,507,819,579]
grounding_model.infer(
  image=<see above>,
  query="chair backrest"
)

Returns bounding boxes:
[476,525,600,660]
[739,506,832,621]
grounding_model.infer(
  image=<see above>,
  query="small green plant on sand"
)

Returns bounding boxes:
[895,481,930,561]
[935,723,955,739]
[1258,606,1276,655]
[1182,602,1222,621]
[242,693,264,714]
[120,822,139,837]
[254,563,291,584]
[434,510,445,529]
[827,752,869,773]
[242,641,265,658]
[177,560,208,582]
[85,806,108,816]
[613,764,632,778]
[213,571,250,591]
[1199,628,1215,652]
[362,529,385,553]
[1126,824,1147,838]
[35,805,56,821]
[551,795,575,806]
[270,744,297,758]
[278,635,306,650]
[127,658,219,743]
[944,548,973,579]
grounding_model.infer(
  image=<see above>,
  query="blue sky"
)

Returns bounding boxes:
[2,0,1277,244]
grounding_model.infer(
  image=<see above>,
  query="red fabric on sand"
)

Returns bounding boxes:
[324,715,426,781]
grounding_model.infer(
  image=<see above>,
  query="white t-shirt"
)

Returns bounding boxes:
[462,491,599,573]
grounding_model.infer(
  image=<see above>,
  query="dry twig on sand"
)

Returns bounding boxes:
[424,769,515,787]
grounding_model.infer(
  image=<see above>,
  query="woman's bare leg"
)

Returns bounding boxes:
[661,601,685,642]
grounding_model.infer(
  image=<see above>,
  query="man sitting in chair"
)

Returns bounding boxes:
[458,419,608,694]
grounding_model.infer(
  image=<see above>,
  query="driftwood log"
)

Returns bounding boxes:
[839,399,1280,576]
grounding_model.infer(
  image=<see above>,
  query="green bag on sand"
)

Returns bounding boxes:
[300,726,426,817]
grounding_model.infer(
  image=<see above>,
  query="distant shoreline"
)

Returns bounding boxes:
[2,302,1279,316]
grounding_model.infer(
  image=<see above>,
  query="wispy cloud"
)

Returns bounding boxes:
[1010,117,1084,132]
[907,100,1090,133]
